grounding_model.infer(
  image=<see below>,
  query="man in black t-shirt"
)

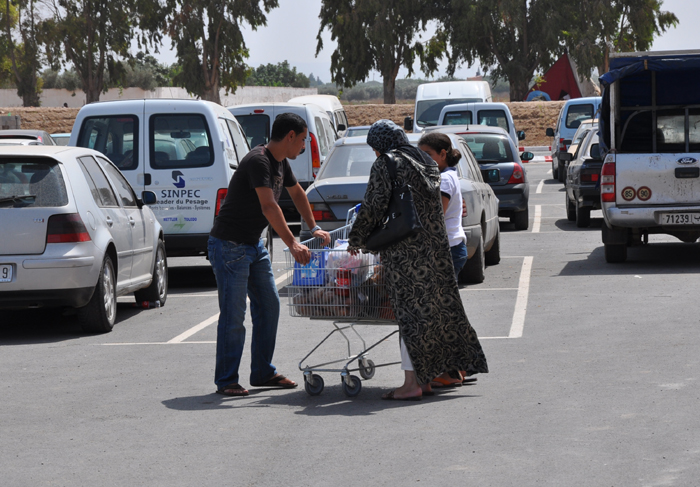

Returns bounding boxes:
[208,113,330,397]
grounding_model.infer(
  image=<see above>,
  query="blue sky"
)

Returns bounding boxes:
[155,0,698,83]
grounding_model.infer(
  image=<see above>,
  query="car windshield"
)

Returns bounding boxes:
[346,127,370,137]
[0,160,68,207]
[317,145,377,179]
[459,134,514,163]
[416,98,481,128]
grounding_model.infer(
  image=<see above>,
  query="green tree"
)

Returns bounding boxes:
[43,0,163,103]
[123,52,172,90]
[246,61,310,87]
[164,0,278,104]
[41,68,82,91]
[3,0,43,106]
[317,0,444,104]
[564,0,678,76]
[438,0,564,101]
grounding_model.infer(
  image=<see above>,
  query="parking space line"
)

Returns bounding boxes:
[508,256,533,338]
[536,179,545,194]
[532,205,542,233]
[167,313,219,343]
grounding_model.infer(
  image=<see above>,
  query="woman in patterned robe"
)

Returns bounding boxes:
[348,120,488,400]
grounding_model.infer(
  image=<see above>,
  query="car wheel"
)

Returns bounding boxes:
[134,239,168,306]
[575,200,591,228]
[557,163,566,183]
[512,207,529,231]
[552,161,558,180]
[566,192,576,221]
[484,227,500,266]
[79,255,117,333]
[604,243,627,263]
[460,233,485,284]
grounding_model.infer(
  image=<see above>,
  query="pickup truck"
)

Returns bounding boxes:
[598,49,700,262]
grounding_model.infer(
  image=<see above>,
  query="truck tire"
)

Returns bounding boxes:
[604,243,627,263]
[558,163,566,182]
[575,200,591,228]
[460,233,485,284]
[552,161,558,180]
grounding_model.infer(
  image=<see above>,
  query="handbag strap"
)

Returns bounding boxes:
[383,151,398,186]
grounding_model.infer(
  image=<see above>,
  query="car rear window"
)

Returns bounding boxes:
[416,98,481,128]
[566,104,594,129]
[477,109,509,132]
[460,134,514,163]
[236,114,271,148]
[443,111,473,125]
[76,115,138,170]
[0,159,68,207]
[150,114,213,169]
[317,145,376,179]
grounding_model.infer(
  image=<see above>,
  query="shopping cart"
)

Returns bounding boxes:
[284,205,400,397]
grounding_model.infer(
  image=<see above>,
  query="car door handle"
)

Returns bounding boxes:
[129,216,136,226]
[105,216,113,227]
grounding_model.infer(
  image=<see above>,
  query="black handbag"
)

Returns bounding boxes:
[365,151,423,251]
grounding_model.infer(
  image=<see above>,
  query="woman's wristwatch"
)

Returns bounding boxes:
[311,225,322,234]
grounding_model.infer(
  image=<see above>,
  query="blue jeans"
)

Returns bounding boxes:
[208,236,280,388]
[450,241,468,281]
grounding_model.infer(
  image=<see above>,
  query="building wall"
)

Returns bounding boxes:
[0,86,318,108]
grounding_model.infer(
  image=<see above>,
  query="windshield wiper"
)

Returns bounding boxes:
[0,194,36,207]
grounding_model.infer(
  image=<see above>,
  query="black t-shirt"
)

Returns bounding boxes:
[210,145,297,244]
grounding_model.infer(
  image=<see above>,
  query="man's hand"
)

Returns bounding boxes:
[312,228,331,246]
[290,242,311,266]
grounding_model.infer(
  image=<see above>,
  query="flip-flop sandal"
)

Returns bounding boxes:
[462,377,478,384]
[251,374,298,389]
[381,390,422,401]
[216,383,249,396]
[430,377,462,388]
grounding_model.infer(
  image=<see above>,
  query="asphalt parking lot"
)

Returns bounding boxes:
[3,160,700,486]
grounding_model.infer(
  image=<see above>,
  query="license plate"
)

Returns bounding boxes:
[0,264,13,282]
[660,213,700,225]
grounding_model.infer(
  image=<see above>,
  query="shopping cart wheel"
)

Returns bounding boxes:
[342,375,362,397]
[358,358,376,380]
[304,374,324,396]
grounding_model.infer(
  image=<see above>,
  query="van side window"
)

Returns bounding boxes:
[77,156,119,207]
[314,118,330,157]
[477,110,509,132]
[76,116,138,170]
[150,114,213,169]
[97,157,138,207]
[235,114,270,148]
[322,117,337,143]
[225,119,250,160]
[566,104,594,129]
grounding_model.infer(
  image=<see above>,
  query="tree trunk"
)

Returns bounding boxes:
[85,78,101,104]
[382,74,396,104]
[21,89,40,107]
[509,75,531,102]
[201,84,221,104]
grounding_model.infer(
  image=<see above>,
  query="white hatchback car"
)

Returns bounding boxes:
[0,146,167,333]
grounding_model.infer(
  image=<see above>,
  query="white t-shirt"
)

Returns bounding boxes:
[440,168,467,247]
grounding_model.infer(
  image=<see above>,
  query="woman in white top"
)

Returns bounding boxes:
[418,132,468,280]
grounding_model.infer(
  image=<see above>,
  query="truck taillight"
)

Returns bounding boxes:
[507,163,525,184]
[311,203,334,221]
[558,138,567,152]
[215,188,227,216]
[601,162,616,203]
[310,133,321,177]
[46,213,91,243]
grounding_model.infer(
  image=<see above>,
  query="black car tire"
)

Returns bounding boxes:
[485,228,500,266]
[558,163,566,183]
[79,255,117,333]
[552,162,559,180]
[512,207,529,231]
[604,243,627,263]
[134,239,168,306]
[460,233,485,284]
[566,193,576,221]
[575,200,591,228]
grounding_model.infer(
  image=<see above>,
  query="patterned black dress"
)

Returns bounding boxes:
[348,147,489,385]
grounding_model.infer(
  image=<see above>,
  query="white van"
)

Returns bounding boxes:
[437,102,525,147]
[69,99,249,257]
[288,94,348,135]
[229,102,337,215]
[405,80,493,133]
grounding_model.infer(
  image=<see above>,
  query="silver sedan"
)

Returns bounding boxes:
[0,146,167,333]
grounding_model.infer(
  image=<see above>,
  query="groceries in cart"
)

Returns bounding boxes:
[290,239,395,320]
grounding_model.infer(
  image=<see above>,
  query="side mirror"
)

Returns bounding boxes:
[559,152,572,162]
[404,116,413,132]
[520,151,534,161]
[545,128,555,137]
[517,130,526,141]
[141,190,157,205]
[481,168,500,183]
[337,123,346,132]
